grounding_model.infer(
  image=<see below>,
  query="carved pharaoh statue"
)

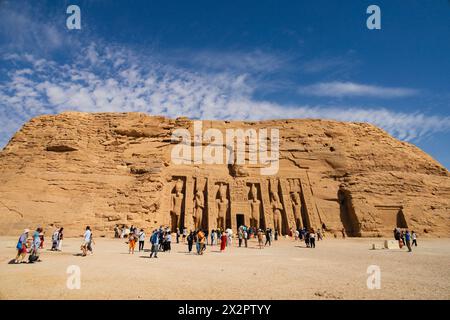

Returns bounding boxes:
[270,181,283,234]
[216,183,229,230]
[248,184,261,228]
[193,182,205,230]
[170,179,184,231]
[290,192,302,229]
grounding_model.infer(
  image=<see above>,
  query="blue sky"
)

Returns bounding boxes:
[0,0,449,168]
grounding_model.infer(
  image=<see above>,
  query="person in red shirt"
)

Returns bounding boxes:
[220,232,227,252]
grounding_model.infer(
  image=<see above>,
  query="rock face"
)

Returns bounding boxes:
[0,112,449,237]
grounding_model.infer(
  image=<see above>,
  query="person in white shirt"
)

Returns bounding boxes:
[411,231,418,247]
[309,229,316,248]
[51,228,59,251]
[81,226,91,256]
[138,229,146,251]
[226,228,233,246]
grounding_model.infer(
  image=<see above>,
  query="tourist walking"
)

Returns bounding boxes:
[317,229,323,241]
[176,228,180,244]
[405,230,412,252]
[182,227,187,242]
[400,230,406,246]
[265,228,272,247]
[57,227,64,251]
[51,228,59,251]
[412,231,418,247]
[211,229,216,246]
[149,230,159,258]
[39,230,44,249]
[220,232,227,252]
[138,229,145,251]
[257,229,264,249]
[305,230,310,247]
[31,228,42,257]
[165,232,172,252]
[243,229,248,248]
[187,231,194,253]
[238,228,243,247]
[309,229,316,248]
[14,229,29,264]
[81,226,91,257]
[114,225,120,238]
[226,228,232,246]
[194,230,200,254]
[301,228,306,240]
[128,232,137,254]
[87,230,95,254]
[197,230,206,255]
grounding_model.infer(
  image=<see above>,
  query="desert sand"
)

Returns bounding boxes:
[0,236,449,300]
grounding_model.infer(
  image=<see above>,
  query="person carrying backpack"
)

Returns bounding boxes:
[14,229,29,264]
[149,230,159,258]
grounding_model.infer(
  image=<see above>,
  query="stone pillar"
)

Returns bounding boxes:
[184,176,194,231]
[207,178,216,231]
[299,170,321,229]
[261,179,274,229]
[280,179,296,232]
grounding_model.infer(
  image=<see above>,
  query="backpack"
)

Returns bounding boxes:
[28,254,39,263]
[150,233,157,244]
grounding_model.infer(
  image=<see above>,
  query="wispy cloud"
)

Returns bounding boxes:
[298,81,418,98]
[163,49,292,74]
[0,1,72,55]
[0,44,448,149]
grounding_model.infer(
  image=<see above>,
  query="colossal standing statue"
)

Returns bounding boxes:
[193,183,205,230]
[270,180,283,234]
[216,183,229,230]
[170,179,184,231]
[290,192,302,229]
[248,183,261,228]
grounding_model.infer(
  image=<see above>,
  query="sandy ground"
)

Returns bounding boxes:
[0,236,449,300]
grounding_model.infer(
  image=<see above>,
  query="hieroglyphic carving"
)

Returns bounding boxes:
[231,179,247,201]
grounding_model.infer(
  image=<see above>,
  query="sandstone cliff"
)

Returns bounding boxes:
[0,112,449,237]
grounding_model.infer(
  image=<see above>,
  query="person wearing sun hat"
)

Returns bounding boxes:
[14,229,30,263]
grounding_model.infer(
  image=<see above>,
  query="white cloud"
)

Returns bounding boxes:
[298,81,418,98]
[0,45,448,151]
[0,2,69,54]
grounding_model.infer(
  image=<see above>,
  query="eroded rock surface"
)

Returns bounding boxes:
[0,112,448,237]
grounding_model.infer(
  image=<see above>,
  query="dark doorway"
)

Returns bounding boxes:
[299,192,310,229]
[338,189,361,237]
[397,209,408,228]
[236,214,245,230]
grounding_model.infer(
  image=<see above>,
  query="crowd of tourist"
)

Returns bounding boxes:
[13,227,44,264]
[12,222,419,263]
[393,228,417,252]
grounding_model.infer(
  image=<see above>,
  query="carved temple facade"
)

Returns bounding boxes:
[163,170,323,234]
